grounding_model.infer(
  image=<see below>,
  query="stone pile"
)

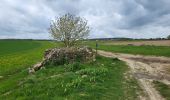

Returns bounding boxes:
[29,46,95,73]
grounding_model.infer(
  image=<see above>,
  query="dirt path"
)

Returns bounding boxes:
[98,50,170,100]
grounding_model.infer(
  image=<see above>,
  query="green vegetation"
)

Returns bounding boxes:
[0,40,56,76]
[153,81,170,100]
[0,40,141,99]
[0,56,141,100]
[0,40,56,97]
[0,40,40,56]
[87,41,170,57]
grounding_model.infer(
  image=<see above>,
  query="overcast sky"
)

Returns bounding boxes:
[0,0,170,39]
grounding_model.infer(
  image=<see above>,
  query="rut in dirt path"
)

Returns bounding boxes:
[98,50,170,100]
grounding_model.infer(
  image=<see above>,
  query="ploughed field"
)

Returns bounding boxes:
[0,40,141,100]
[87,40,170,57]
[103,40,170,46]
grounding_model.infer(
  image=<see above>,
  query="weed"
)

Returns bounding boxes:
[75,67,108,76]
[65,62,84,72]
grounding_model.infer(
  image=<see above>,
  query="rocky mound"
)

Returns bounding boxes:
[29,46,95,73]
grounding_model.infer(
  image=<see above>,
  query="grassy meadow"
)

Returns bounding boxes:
[0,40,57,97]
[0,40,142,99]
[1,39,170,99]
[0,40,57,76]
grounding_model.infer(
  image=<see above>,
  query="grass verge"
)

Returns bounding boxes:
[1,56,141,100]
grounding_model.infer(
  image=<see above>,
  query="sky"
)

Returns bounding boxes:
[0,0,170,39]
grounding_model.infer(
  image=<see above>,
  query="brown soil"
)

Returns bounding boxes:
[104,40,170,46]
[98,50,170,100]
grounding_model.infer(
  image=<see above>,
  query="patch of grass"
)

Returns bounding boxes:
[0,56,141,100]
[75,67,108,76]
[153,81,170,100]
[65,62,85,72]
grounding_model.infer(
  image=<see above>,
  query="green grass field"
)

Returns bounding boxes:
[0,40,56,97]
[0,40,56,76]
[1,40,170,99]
[87,41,170,57]
[0,40,141,99]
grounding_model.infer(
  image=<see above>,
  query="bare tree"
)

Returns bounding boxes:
[49,13,90,47]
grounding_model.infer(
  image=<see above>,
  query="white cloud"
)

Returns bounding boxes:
[0,0,170,39]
